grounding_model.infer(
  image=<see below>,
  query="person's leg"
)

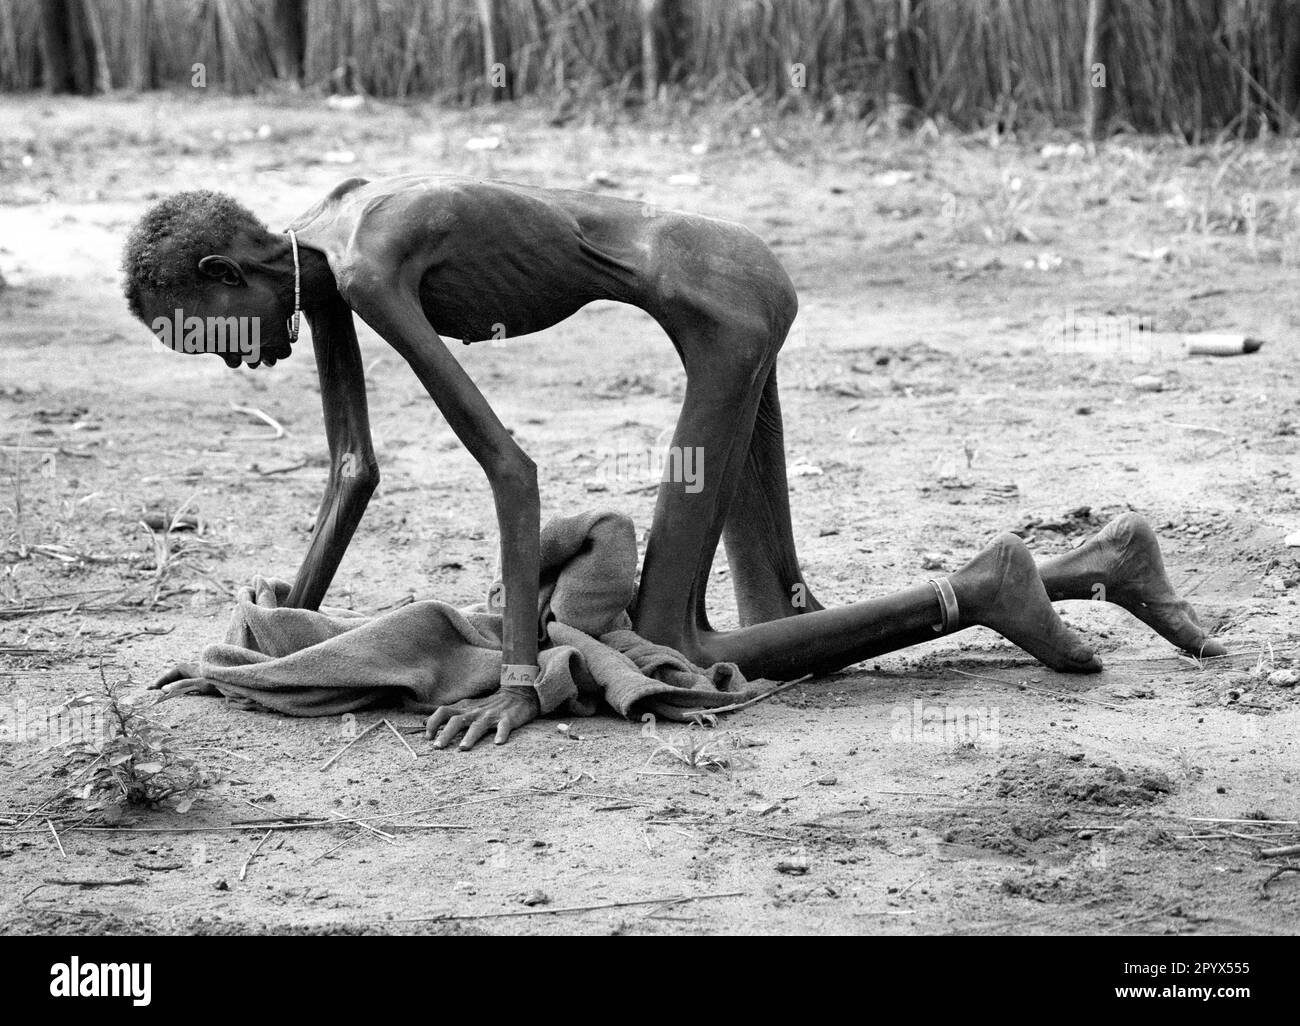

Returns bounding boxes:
[1035,512,1226,657]
[631,315,777,643]
[628,221,1100,679]
[698,531,1100,680]
[721,365,826,625]
[709,355,1223,663]
[696,512,1227,681]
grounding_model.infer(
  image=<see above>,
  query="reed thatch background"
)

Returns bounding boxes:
[3,0,1300,137]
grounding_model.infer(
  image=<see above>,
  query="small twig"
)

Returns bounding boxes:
[47,819,66,857]
[1167,422,1230,436]
[402,790,524,816]
[640,896,695,918]
[21,882,118,913]
[393,890,746,923]
[1184,816,1300,826]
[229,402,286,440]
[310,833,359,864]
[1259,865,1300,895]
[527,788,652,806]
[0,817,391,836]
[239,829,273,881]
[1259,843,1300,859]
[14,787,73,830]
[948,667,1127,711]
[732,827,798,842]
[384,718,419,760]
[683,674,814,716]
[231,814,326,826]
[329,809,396,844]
[42,876,141,888]
[319,719,384,771]
[254,461,308,476]
[1118,904,1184,929]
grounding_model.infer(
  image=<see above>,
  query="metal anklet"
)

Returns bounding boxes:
[928,578,960,634]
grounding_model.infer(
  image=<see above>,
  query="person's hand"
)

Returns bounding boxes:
[149,662,217,697]
[425,685,540,750]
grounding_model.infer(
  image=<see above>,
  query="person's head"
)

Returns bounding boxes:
[122,191,298,368]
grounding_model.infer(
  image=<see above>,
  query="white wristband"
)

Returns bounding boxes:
[501,664,539,688]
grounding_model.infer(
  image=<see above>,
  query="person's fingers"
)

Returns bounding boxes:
[159,678,206,697]
[150,664,192,690]
[460,715,495,751]
[427,695,535,750]
[434,713,473,749]
[425,706,456,739]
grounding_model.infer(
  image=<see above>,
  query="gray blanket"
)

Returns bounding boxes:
[192,510,773,722]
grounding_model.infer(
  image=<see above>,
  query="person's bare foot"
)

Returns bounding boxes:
[952,533,1103,673]
[1066,513,1226,658]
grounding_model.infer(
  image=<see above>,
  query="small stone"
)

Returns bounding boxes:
[1267,668,1300,688]
[776,855,810,876]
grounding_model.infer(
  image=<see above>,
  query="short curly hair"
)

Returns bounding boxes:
[122,191,272,321]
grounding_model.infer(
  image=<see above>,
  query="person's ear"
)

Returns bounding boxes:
[197,255,246,287]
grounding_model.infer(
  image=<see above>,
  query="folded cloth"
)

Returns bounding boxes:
[192,510,774,722]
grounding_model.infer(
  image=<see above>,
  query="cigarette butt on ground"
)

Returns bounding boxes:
[1182,333,1264,357]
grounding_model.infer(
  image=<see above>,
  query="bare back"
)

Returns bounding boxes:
[290,175,647,340]
[288,173,792,343]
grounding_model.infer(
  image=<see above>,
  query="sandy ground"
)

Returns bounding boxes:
[1,93,1298,935]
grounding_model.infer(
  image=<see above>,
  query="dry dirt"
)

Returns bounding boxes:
[1,93,1298,935]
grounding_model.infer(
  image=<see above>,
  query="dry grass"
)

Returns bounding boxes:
[1,0,1297,135]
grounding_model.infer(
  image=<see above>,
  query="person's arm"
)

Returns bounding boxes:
[284,295,380,609]
[152,295,378,692]
[342,261,542,749]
